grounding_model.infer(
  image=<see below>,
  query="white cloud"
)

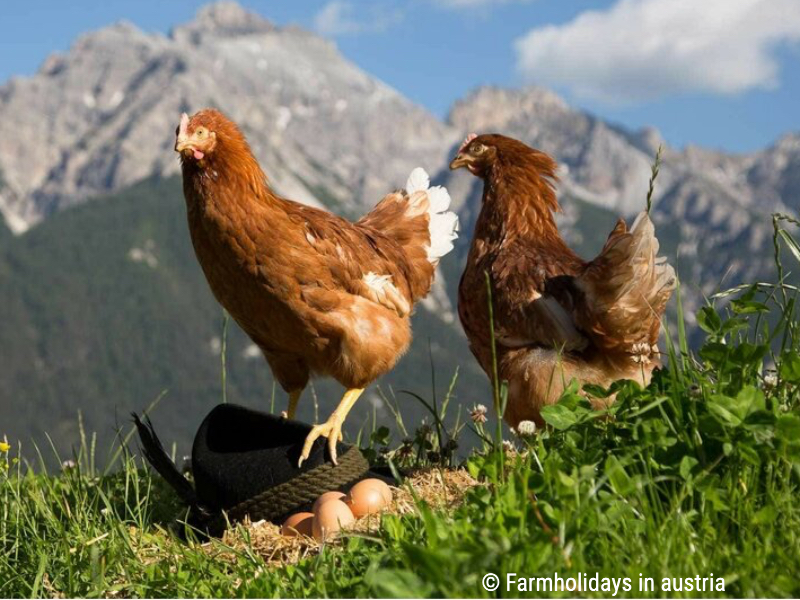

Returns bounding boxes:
[313,1,402,36]
[515,0,800,104]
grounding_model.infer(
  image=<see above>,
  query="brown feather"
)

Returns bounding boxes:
[179,109,446,392]
[457,134,675,427]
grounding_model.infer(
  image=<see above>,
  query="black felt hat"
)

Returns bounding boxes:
[134,403,380,537]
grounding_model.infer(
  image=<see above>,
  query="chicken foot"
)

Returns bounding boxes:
[298,388,364,467]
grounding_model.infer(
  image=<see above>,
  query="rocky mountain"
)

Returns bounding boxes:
[0,1,457,233]
[1,3,796,239]
[446,87,664,216]
[1,4,796,285]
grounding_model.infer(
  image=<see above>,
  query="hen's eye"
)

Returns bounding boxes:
[195,128,206,138]
[472,143,485,154]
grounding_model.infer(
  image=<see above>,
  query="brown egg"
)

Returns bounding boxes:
[346,481,388,518]
[312,499,355,542]
[281,512,314,537]
[312,491,346,512]
[354,478,393,506]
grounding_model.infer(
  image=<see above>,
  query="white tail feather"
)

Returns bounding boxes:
[405,167,459,264]
[406,168,430,194]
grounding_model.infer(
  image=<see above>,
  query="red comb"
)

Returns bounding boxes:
[458,133,478,153]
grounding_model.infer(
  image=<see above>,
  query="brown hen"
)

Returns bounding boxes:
[451,134,675,428]
[175,109,458,465]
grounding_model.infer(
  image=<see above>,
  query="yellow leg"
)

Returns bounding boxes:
[286,389,303,420]
[298,388,364,467]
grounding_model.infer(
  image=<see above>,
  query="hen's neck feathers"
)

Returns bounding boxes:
[182,132,282,215]
[478,151,571,253]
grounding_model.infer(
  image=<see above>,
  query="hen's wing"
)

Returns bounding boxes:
[288,202,415,316]
[492,213,675,360]
[287,168,457,318]
[491,245,589,353]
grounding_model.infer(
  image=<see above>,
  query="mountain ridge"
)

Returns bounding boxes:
[1,2,798,237]
[0,1,455,233]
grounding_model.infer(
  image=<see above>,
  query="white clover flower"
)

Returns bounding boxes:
[630,342,652,364]
[517,420,536,437]
[470,404,488,424]
[763,372,778,389]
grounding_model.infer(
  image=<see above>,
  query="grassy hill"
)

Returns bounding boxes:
[0,177,487,464]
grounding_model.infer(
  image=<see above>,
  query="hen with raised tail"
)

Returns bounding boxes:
[451,133,675,427]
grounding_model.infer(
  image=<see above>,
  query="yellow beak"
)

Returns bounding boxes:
[449,153,471,170]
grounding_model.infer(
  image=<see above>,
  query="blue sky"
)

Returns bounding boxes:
[1,0,798,153]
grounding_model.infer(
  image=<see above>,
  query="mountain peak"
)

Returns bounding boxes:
[773,132,800,152]
[0,1,452,233]
[447,85,569,131]
[171,1,274,43]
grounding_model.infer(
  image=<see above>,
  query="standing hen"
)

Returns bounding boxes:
[175,109,458,465]
[451,134,675,428]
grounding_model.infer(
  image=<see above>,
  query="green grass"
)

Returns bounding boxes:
[3,211,800,597]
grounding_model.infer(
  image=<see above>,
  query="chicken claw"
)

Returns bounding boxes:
[297,388,364,468]
[298,418,344,467]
